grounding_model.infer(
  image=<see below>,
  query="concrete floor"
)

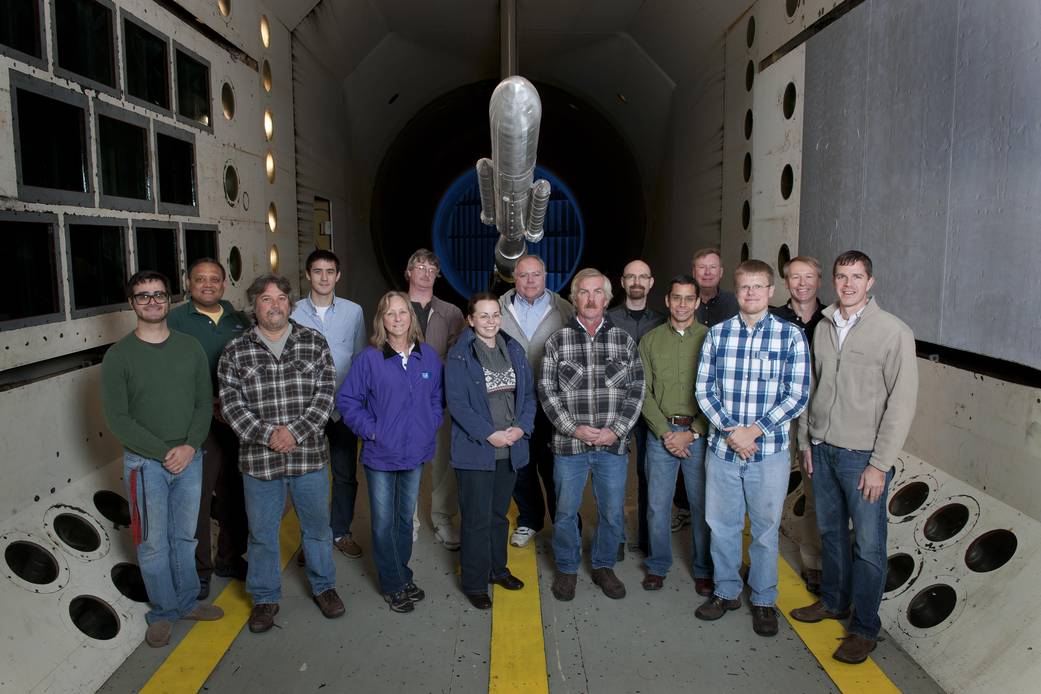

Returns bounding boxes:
[100,464,946,694]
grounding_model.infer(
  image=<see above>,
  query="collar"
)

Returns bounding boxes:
[247,319,300,343]
[381,339,422,359]
[301,294,338,315]
[187,298,231,316]
[513,291,549,309]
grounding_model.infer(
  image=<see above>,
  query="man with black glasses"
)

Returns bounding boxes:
[102,271,223,649]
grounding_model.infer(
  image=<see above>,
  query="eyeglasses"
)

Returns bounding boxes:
[132,291,170,305]
[737,284,771,294]
[668,294,698,305]
[411,264,439,276]
[623,273,652,282]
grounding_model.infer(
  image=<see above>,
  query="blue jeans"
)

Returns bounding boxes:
[326,418,359,538]
[644,426,711,578]
[123,450,202,624]
[552,450,627,574]
[812,443,893,640]
[242,468,336,604]
[705,448,789,606]
[365,466,422,594]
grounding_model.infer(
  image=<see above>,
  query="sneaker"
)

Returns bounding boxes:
[248,603,279,633]
[384,590,415,613]
[184,603,224,621]
[591,567,626,599]
[833,634,878,664]
[404,581,426,602]
[510,526,537,547]
[551,572,577,601]
[313,589,346,618]
[434,522,461,550]
[145,620,173,648]
[752,605,779,637]
[671,509,691,532]
[333,535,363,559]
[695,595,742,621]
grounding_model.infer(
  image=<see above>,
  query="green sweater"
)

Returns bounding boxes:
[167,299,251,384]
[638,320,709,439]
[101,330,213,460]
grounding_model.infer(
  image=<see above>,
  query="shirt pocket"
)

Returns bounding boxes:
[290,359,318,377]
[604,358,630,389]
[240,362,266,381]
[557,359,584,391]
[756,351,779,381]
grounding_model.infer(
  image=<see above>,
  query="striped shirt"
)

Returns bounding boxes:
[218,321,336,480]
[695,312,809,463]
[538,316,646,456]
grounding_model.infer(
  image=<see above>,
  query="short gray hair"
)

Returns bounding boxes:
[569,268,613,305]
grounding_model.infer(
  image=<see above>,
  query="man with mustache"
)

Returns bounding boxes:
[218,274,343,633]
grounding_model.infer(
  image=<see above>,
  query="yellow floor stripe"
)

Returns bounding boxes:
[489,504,549,694]
[140,509,302,694]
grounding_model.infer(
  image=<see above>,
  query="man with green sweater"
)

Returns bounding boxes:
[101,271,224,648]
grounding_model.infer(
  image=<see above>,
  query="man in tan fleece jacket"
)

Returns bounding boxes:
[789,250,918,666]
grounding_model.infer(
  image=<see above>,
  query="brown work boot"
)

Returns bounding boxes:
[694,577,714,597]
[333,535,363,558]
[790,600,850,623]
[313,589,346,618]
[752,606,779,637]
[144,620,172,648]
[591,568,626,599]
[248,603,279,633]
[184,603,224,621]
[833,634,878,664]
[641,573,664,591]
[551,572,577,601]
[695,594,742,621]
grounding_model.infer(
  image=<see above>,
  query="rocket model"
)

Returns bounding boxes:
[476,76,552,280]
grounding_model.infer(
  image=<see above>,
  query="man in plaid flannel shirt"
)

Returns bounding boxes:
[539,268,645,602]
[219,274,344,633]
[694,259,809,638]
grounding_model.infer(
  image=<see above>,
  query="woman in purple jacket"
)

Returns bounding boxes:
[337,291,442,613]
[445,293,536,609]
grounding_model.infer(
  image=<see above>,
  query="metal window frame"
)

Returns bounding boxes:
[182,223,221,279]
[119,9,172,117]
[64,214,131,319]
[8,69,94,207]
[0,210,66,330]
[93,98,155,213]
[172,41,213,134]
[130,219,184,301]
[0,0,48,70]
[48,0,122,99]
[153,119,199,216]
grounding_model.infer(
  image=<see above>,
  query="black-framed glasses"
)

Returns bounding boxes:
[131,291,170,305]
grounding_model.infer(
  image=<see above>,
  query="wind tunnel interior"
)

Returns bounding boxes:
[370,80,645,303]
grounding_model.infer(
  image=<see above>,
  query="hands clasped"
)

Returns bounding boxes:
[487,426,525,448]
[573,425,619,448]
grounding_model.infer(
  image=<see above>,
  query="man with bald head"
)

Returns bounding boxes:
[607,260,665,559]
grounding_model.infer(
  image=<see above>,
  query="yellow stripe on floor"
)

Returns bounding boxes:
[139,509,302,694]
[489,504,549,694]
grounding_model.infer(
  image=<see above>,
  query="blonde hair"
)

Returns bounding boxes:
[783,255,822,278]
[370,291,424,347]
[569,268,613,305]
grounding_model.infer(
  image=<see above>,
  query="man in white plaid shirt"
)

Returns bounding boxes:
[694,259,809,637]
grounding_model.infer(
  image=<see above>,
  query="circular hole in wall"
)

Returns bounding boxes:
[786,0,799,19]
[743,152,752,182]
[228,246,243,282]
[889,481,929,517]
[264,109,274,140]
[93,491,130,527]
[787,469,802,495]
[221,82,235,120]
[923,503,970,543]
[780,164,794,200]
[740,242,749,262]
[260,15,271,48]
[745,60,755,92]
[223,163,239,205]
[965,529,1017,572]
[53,514,101,553]
[744,109,753,140]
[778,244,791,274]
[111,563,149,602]
[783,82,797,119]
[885,553,915,592]
[262,60,272,92]
[69,596,120,640]
[5,541,59,584]
[741,200,750,229]
[217,0,230,17]
[267,203,278,232]
[266,151,276,183]
[269,244,279,272]
[906,584,957,629]
[746,16,756,47]
[793,494,806,517]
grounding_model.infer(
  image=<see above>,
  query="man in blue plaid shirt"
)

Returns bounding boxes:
[694,259,809,637]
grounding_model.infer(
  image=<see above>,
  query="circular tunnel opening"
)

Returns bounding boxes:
[884,553,915,592]
[965,529,1017,572]
[786,469,802,496]
[53,513,101,552]
[888,481,929,517]
[923,503,970,543]
[93,491,131,528]
[69,596,120,640]
[111,563,149,602]
[906,584,957,629]
[5,541,59,585]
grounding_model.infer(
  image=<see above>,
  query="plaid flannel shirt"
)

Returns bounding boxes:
[218,320,336,480]
[538,316,646,456]
[695,312,809,463]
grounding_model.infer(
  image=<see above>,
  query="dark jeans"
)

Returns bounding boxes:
[195,418,248,580]
[456,458,517,595]
[632,420,649,553]
[326,418,360,538]
[512,404,556,531]
[365,466,422,595]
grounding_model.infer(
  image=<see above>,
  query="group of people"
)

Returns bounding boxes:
[101,244,916,668]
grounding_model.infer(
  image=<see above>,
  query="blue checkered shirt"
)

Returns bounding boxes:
[695,312,809,463]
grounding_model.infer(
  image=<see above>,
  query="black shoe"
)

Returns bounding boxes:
[384,590,414,613]
[695,595,742,621]
[616,542,625,562]
[197,577,210,601]
[404,581,425,603]
[801,568,822,595]
[752,606,779,637]
[467,593,492,610]
[490,572,524,590]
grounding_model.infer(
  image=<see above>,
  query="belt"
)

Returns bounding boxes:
[665,415,694,426]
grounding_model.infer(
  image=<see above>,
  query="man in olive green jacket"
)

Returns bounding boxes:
[791,251,918,666]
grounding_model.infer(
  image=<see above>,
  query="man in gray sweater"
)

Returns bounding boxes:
[498,254,574,547]
[791,250,918,665]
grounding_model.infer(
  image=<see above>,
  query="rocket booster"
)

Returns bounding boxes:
[476,76,551,279]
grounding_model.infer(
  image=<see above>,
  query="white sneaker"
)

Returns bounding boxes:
[434,522,461,550]
[510,526,537,548]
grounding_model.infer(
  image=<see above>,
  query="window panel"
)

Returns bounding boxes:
[124,19,169,110]
[68,222,127,312]
[135,226,180,296]
[54,0,116,88]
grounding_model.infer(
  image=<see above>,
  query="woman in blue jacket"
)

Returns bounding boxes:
[445,292,536,609]
[337,291,442,614]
